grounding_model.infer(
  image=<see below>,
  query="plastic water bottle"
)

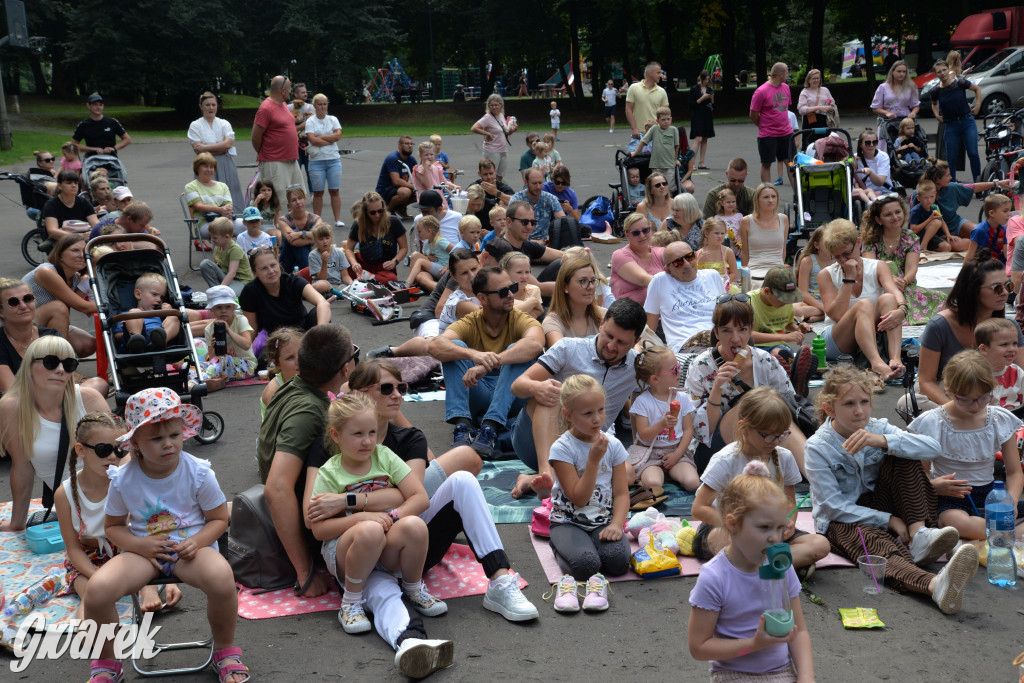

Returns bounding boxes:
[985,480,1017,587]
[811,336,827,371]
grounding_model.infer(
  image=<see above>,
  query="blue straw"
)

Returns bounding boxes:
[966,494,980,517]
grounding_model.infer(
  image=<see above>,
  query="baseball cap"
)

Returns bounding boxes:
[112,186,133,201]
[205,285,237,310]
[242,206,262,222]
[763,266,802,304]
[417,190,443,210]
[87,93,104,104]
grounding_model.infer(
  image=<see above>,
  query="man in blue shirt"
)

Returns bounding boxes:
[510,168,565,241]
[375,135,417,218]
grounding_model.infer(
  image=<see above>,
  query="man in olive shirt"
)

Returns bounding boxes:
[428,266,544,458]
[257,323,358,597]
[701,157,758,219]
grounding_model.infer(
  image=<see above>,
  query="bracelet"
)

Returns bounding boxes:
[708,400,722,407]
[842,278,856,284]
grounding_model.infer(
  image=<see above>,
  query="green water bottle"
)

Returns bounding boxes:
[812,335,826,370]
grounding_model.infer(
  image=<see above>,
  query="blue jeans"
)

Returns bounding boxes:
[943,116,980,182]
[307,157,342,192]
[441,340,529,427]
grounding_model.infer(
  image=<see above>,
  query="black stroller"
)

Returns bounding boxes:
[879,118,929,188]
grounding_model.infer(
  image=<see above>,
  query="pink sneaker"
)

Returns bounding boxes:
[551,574,579,613]
[582,573,609,612]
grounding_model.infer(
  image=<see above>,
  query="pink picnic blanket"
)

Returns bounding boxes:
[236,543,526,619]
[530,511,855,584]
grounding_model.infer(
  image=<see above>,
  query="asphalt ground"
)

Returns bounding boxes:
[0,114,1019,682]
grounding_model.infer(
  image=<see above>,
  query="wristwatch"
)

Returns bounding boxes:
[842,278,856,284]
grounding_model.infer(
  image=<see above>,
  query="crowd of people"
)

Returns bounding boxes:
[0,63,1017,682]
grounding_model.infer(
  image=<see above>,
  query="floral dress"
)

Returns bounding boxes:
[868,228,946,325]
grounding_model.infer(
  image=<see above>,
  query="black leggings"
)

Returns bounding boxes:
[549,522,631,581]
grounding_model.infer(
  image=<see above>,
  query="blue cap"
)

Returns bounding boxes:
[242,206,262,222]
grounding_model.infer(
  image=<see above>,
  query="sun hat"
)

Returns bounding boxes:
[205,285,237,310]
[118,387,203,442]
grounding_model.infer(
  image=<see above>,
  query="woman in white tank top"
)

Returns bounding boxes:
[816,220,909,381]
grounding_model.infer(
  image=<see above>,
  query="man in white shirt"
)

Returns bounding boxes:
[602,80,619,133]
[414,190,463,244]
[644,240,725,350]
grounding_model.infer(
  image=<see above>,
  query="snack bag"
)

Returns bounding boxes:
[630,538,681,578]
[838,607,885,629]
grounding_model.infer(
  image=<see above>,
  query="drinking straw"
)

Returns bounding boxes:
[965,493,980,517]
[857,527,881,594]
[788,492,811,519]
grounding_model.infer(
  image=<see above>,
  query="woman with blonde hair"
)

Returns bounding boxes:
[0,336,109,530]
[610,213,664,305]
[343,190,409,283]
[470,94,517,182]
[636,172,672,229]
[664,193,704,251]
[798,69,836,145]
[739,183,788,284]
[544,256,607,347]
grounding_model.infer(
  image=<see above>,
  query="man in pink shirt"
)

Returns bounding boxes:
[252,75,308,208]
[749,63,792,185]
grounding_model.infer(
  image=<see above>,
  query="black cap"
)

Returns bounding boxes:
[86,93,104,104]
[418,190,443,209]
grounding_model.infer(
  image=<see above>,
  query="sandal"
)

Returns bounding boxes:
[629,486,668,511]
[88,658,124,683]
[212,646,251,683]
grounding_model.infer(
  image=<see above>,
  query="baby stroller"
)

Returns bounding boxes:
[85,234,224,443]
[786,127,859,263]
[81,154,127,192]
[607,149,680,237]
[0,171,55,266]
[879,118,928,188]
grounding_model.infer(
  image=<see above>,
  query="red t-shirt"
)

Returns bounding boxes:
[254,98,298,162]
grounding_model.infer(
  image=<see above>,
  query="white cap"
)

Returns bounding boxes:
[205,285,237,310]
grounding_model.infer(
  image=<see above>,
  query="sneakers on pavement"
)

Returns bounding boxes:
[471,424,498,459]
[482,572,539,621]
[450,423,475,450]
[367,345,395,359]
[338,602,372,634]
[394,638,454,679]
[773,177,784,186]
[406,588,448,617]
[910,526,960,565]
[582,573,610,612]
[931,543,979,614]
[552,574,580,613]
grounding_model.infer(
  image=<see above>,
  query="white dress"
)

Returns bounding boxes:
[187,116,244,209]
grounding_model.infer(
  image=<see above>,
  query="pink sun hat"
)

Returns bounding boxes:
[118,387,203,442]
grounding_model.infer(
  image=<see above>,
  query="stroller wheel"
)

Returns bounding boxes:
[193,410,224,444]
[21,227,49,267]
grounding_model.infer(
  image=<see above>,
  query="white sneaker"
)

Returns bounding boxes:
[910,526,959,565]
[609,129,614,133]
[406,587,448,617]
[338,602,371,634]
[394,637,454,678]
[482,572,539,621]
[931,543,979,614]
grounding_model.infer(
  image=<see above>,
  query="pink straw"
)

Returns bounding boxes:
[857,527,881,594]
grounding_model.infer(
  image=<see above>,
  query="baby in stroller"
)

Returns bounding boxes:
[118,272,180,353]
[892,117,924,164]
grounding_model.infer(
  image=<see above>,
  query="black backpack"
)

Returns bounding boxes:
[226,485,298,592]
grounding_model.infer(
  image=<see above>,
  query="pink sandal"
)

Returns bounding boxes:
[212,646,250,683]
[88,658,123,683]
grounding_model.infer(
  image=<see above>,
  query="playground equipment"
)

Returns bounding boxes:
[702,55,724,86]
[365,59,412,103]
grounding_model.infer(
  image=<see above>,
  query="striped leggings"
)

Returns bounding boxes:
[824,456,936,594]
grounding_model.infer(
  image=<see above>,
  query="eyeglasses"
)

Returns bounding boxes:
[629,226,651,237]
[986,280,1015,295]
[833,246,857,261]
[862,140,878,146]
[367,207,385,216]
[574,277,598,288]
[953,393,993,408]
[247,246,274,256]
[755,429,791,445]
[553,180,566,186]
[652,182,667,188]
[378,382,409,396]
[726,177,744,184]
[670,252,697,267]
[514,218,539,227]
[343,344,361,367]
[5,293,35,307]
[36,355,79,373]
[481,282,520,298]
[81,441,128,459]
[716,293,751,304]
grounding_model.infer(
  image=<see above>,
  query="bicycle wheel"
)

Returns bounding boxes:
[21,227,48,267]
[193,410,225,444]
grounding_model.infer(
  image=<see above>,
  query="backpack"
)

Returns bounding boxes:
[227,485,298,591]
[548,216,584,251]
[580,196,612,234]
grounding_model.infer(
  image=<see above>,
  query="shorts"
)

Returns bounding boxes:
[709,663,797,682]
[604,105,616,117]
[821,326,842,361]
[626,442,693,476]
[307,157,342,192]
[63,544,115,591]
[757,135,791,164]
[482,151,508,179]
[322,534,390,582]
[428,261,445,278]
[937,480,1024,517]
[380,184,401,204]
[926,231,948,251]
[423,459,447,498]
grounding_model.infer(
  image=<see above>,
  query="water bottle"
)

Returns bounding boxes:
[811,336,827,371]
[985,480,1017,587]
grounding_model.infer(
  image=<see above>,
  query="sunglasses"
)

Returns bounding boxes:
[652,182,667,188]
[81,441,128,459]
[6,293,35,307]
[659,363,680,377]
[40,157,55,162]
[986,280,1015,295]
[574,277,598,288]
[36,355,79,373]
[862,139,878,146]
[343,344,361,367]
[716,293,751,304]
[247,246,274,256]
[515,218,539,227]
[553,180,567,186]
[481,281,520,298]
[670,252,697,267]
[378,382,409,396]
[953,393,993,408]
[367,207,385,216]
[755,428,791,445]
[629,226,652,237]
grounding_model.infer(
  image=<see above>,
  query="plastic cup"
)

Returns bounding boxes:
[857,555,886,595]
[258,370,269,380]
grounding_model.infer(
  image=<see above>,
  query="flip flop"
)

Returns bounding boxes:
[629,486,655,511]
[697,164,709,170]
[631,493,670,511]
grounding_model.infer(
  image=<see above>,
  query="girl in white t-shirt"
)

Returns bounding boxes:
[691,387,830,571]
[55,412,181,618]
[547,375,630,613]
[628,344,699,491]
[500,251,543,318]
[82,388,248,683]
[438,249,481,332]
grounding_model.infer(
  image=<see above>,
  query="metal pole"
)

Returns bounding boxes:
[0,36,12,150]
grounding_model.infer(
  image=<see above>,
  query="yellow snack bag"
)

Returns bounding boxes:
[630,537,681,578]
[838,607,885,629]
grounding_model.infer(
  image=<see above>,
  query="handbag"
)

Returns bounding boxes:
[26,414,70,527]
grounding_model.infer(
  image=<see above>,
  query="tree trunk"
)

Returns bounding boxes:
[567,0,584,105]
[28,52,48,95]
[860,4,876,88]
[808,0,825,72]
[915,11,932,78]
[751,0,767,86]
[722,9,737,94]
[640,16,654,65]
[658,0,675,92]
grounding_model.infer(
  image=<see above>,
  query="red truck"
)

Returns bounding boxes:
[915,6,1024,87]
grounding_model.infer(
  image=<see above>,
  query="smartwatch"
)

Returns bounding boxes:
[345,492,359,510]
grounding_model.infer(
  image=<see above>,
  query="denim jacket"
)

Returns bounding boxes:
[805,417,940,535]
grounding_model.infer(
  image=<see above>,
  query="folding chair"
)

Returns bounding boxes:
[179,193,203,272]
[129,576,214,677]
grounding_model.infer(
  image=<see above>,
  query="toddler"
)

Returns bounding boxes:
[407,214,453,291]
[976,317,1024,413]
[59,141,82,175]
[82,388,248,683]
[893,117,923,163]
[200,285,256,381]
[480,205,507,249]
[965,193,1012,265]
[542,133,562,167]
[715,188,742,260]
[200,216,253,294]
[430,134,452,181]
[500,251,543,318]
[626,167,645,207]
[531,140,555,181]
[454,214,483,252]
[308,222,353,295]
[628,344,698,490]
[413,141,459,201]
[750,265,813,360]
[260,327,303,418]
[548,375,630,612]
[120,273,180,353]
[549,101,561,139]
[696,217,740,293]
[908,179,958,252]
